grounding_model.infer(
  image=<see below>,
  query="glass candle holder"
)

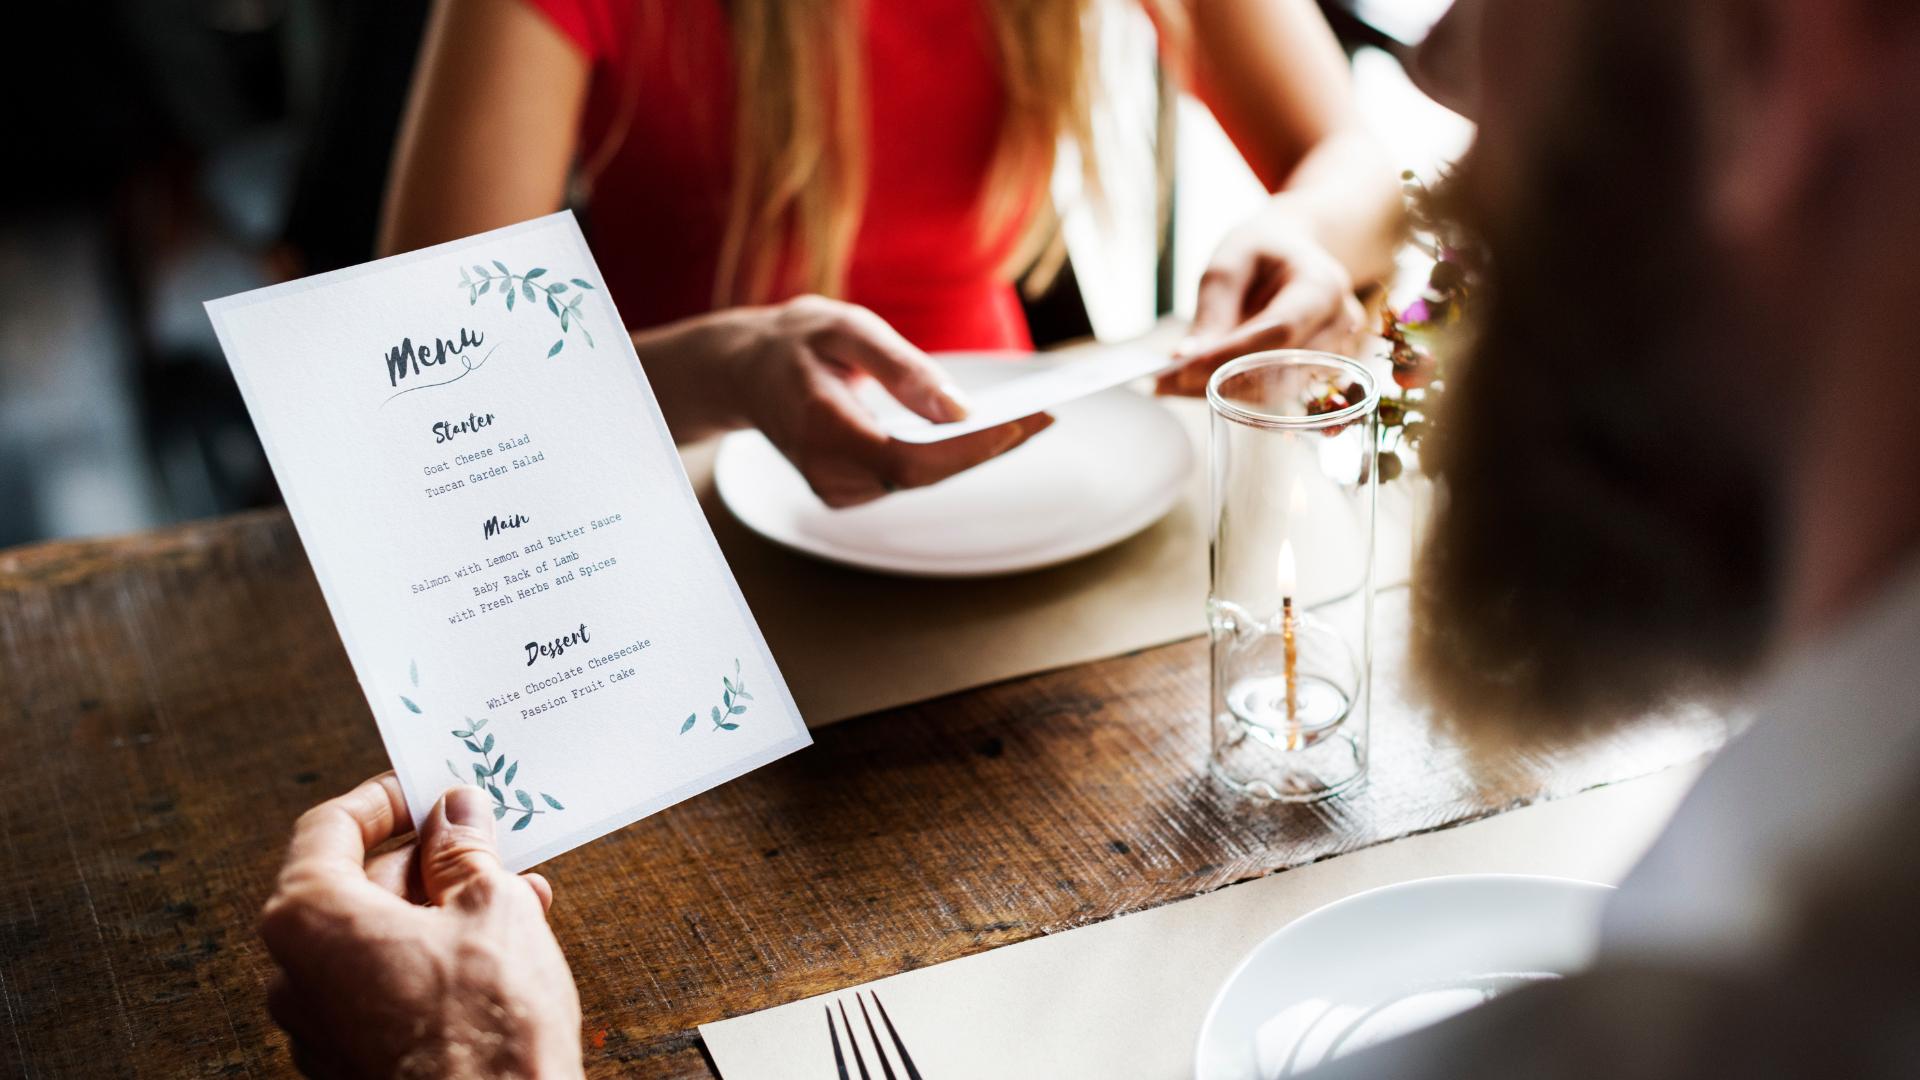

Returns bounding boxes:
[1207,351,1377,801]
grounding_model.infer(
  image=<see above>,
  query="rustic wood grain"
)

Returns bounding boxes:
[0,510,1725,1078]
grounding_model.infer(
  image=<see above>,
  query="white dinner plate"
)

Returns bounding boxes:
[713,354,1193,577]
[1194,874,1614,1080]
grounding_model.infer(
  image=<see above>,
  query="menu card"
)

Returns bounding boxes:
[206,212,810,870]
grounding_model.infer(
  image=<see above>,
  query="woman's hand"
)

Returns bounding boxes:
[1157,203,1370,397]
[640,295,1053,508]
[259,775,584,1080]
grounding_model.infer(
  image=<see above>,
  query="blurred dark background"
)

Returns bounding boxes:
[0,0,1431,549]
[0,0,436,547]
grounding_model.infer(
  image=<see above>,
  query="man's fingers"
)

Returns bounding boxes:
[814,303,969,423]
[363,843,420,901]
[418,785,511,909]
[283,773,412,880]
[522,872,554,912]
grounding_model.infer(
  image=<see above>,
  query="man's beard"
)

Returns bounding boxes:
[1411,10,1782,745]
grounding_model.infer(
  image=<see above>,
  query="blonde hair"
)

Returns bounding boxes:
[585,0,1187,307]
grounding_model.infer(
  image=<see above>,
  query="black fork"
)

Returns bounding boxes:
[826,991,924,1080]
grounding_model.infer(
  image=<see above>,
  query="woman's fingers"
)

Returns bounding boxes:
[1162,276,1350,395]
[804,298,970,423]
[807,413,1056,509]
[1184,254,1257,361]
[754,296,1060,507]
[883,414,1055,492]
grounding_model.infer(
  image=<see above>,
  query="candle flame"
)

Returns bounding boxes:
[1276,538,1298,601]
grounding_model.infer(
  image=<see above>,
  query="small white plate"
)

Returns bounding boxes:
[713,354,1193,578]
[1194,875,1613,1080]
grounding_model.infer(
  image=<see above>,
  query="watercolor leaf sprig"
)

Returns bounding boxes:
[680,658,751,734]
[441,715,566,831]
[458,261,596,358]
[407,660,563,833]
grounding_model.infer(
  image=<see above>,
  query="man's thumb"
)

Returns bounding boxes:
[420,785,507,907]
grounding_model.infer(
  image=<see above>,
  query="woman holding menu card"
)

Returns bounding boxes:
[379,0,1401,507]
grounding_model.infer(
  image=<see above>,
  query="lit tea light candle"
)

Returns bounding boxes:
[1277,538,1300,750]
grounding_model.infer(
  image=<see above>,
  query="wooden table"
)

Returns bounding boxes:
[0,510,1722,1078]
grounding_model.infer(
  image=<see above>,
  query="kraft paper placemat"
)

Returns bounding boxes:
[701,764,1702,1078]
[680,386,1214,727]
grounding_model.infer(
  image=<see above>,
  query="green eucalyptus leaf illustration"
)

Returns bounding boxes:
[420,667,561,829]
[410,659,419,687]
[680,658,752,734]
[458,259,592,355]
[401,696,422,714]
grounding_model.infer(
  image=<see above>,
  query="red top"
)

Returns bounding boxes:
[526,0,1036,351]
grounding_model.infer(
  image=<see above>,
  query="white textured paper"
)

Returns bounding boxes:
[206,212,810,871]
[701,766,1701,1079]
[881,348,1174,443]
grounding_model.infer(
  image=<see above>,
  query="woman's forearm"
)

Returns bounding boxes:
[629,313,759,444]
[1268,127,1404,289]
[379,0,587,257]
